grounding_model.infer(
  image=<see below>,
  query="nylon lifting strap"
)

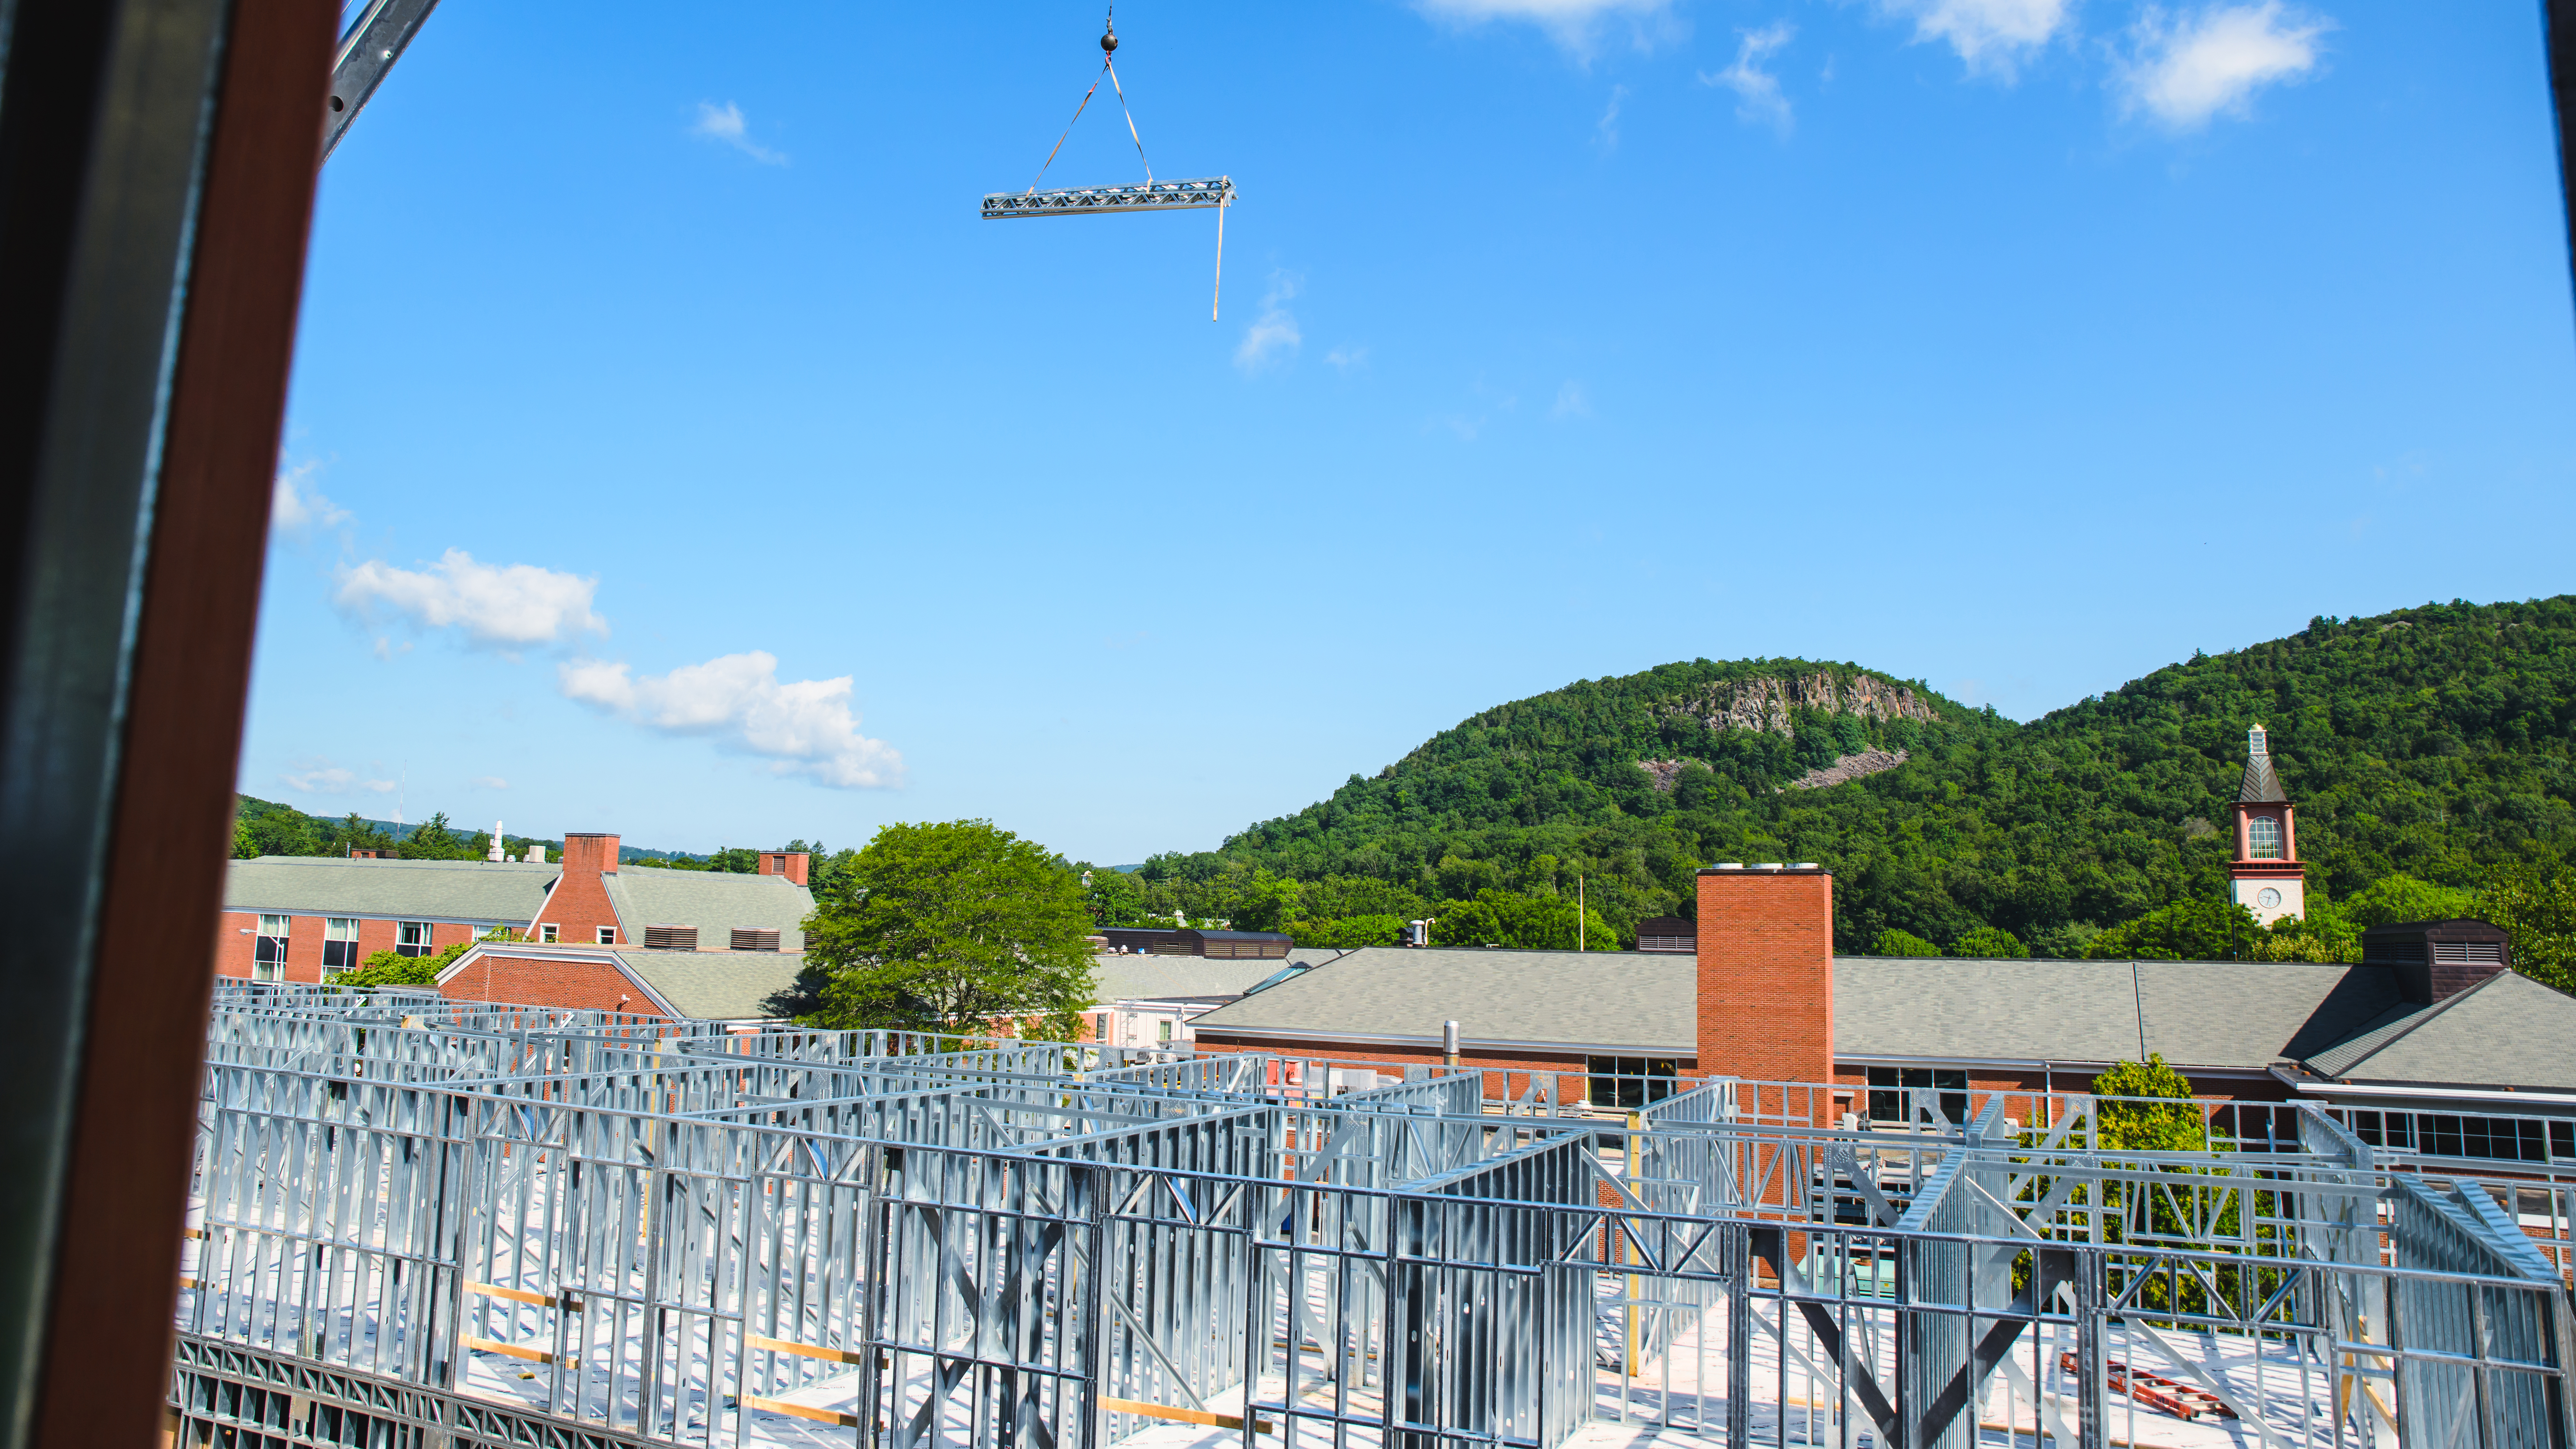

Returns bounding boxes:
[1026,58,1156,195]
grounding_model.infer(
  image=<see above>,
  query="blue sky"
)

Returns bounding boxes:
[246,0,2576,863]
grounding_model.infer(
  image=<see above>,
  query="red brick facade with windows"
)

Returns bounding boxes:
[532,832,623,946]
[1695,866,1834,1106]
[438,951,663,1017]
[213,913,478,983]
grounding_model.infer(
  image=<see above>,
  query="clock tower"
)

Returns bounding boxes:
[2228,724,2305,925]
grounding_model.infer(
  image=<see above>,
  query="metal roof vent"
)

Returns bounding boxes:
[730,928,781,953]
[644,924,697,951]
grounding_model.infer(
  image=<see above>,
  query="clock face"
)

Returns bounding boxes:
[2257,887,2282,909]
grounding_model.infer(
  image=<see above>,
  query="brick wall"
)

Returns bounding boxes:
[1695,866,1834,1103]
[533,832,623,945]
[439,951,663,1016]
[214,909,506,980]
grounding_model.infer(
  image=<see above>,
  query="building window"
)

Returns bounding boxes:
[322,918,360,977]
[2246,817,2283,860]
[1866,1066,1968,1128]
[539,923,559,944]
[596,926,616,945]
[1157,1019,1173,1043]
[1585,1056,1679,1110]
[396,921,433,957]
[254,914,290,981]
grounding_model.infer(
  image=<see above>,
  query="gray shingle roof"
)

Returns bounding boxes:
[1835,959,2146,1064]
[1174,943,2574,1088]
[1093,953,1325,1004]
[226,856,554,923]
[1187,947,1695,1052]
[616,949,812,1022]
[2303,972,2576,1091]
[2138,960,2388,1069]
[604,871,813,950]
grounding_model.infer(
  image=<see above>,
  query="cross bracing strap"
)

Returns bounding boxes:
[981,177,1234,219]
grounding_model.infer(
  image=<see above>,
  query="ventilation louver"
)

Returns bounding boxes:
[731,928,781,952]
[644,925,697,951]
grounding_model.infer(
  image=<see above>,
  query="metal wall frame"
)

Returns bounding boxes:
[177,985,2576,1449]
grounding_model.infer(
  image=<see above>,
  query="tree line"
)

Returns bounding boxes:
[1110,598,2576,977]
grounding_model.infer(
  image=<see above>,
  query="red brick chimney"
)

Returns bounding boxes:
[531,832,623,946]
[561,832,620,876]
[1695,862,1835,1099]
[759,850,810,886]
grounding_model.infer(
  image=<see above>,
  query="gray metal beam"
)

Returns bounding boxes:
[323,0,442,162]
[981,177,1232,220]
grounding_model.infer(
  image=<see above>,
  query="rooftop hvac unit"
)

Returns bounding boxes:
[644,925,697,951]
[731,928,781,953]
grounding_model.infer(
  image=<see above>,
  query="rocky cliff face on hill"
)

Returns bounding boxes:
[1665,672,1943,737]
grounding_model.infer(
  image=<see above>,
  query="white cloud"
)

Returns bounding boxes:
[470,776,509,790]
[281,760,398,795]
[1551,381,1594,419]
[1596,83,1628,147]
[1876,0,2068,75]
[2117,3,2327,129]
[336,549,607,649]
[1416,0,1673,53]
[1702,22,1796,132]
[1235,275,1303,373]
[692,101,786,164]
[271,463,349,540]
[559,651,904,789]
[1325,345,1369,370]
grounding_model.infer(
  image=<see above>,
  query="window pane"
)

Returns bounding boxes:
[2247,817,2282,860]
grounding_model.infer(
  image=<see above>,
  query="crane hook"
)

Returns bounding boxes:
[1101,8,1117,57]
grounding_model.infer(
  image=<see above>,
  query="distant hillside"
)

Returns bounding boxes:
[1131,597,2576,954]
[230,796,708,865]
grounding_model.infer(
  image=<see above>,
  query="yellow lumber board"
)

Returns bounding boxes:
[461,1334,554,1365]
[742,1397,859,1428]
[1098,1396,1271,1433]
[745,1333,864,1365]
[466,1281,555,1308]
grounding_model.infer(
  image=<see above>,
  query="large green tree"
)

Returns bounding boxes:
[2087,899,2261,960]
[1427,889,1614,950]
[804,820,1097,1037]
[2477,865,2576,993]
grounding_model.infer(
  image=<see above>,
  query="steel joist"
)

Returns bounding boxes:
[979,178,1234,219]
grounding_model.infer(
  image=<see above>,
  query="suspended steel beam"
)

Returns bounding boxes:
[981,176,1233,220]
[322,0,442,162]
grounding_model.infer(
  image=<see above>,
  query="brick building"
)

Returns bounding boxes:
[217,832,816,1013]
[1189,864,2576,1137]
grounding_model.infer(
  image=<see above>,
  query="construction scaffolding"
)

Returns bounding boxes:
[173,984,2576,1449]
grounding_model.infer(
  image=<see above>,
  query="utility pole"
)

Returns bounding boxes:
[1578,875,1586,951]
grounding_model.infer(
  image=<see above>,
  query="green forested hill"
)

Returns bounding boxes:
[1123,597,2576,955]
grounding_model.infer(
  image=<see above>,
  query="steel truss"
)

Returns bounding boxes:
[176,983,2576,1449]
[980,178,1233,220]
